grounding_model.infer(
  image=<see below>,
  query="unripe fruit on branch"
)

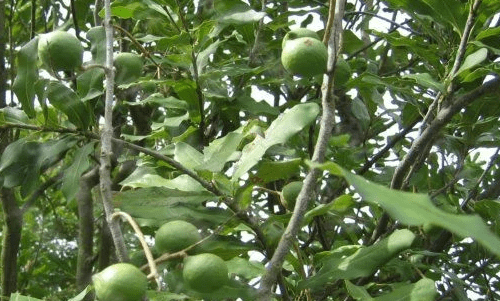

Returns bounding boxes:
[92,263,147,301]
[38,31,83,72]
[282,28,320,49]
[114,52,144,84]
[183,253,229,293]
[281,181,303,210]
[155,220,202,254]
[281,37,328,78]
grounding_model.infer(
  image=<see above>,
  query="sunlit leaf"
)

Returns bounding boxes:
[300,229,415,290]
[12,37,39,117]
[232,103,319,180]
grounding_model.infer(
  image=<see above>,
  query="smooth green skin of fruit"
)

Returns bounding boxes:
[93,263,147,301]
[155,220,202,254]
[38,31,83,72]
[282,181,303,210]
[334,57,352,88]
[281,37,328,78]
[282,28,320,48]
[114,52,144,84]
[183,253,228,293]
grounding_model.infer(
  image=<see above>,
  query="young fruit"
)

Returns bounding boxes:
[92,263,147,301]
[282,28,320,48]
[183,253,228,293]
[155,220,202,254]
[281,181,303,210]
[38,31,83,72]
[114,52,143,84]
[281,37,328,78]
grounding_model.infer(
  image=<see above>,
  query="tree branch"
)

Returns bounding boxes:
[257,0,346,299]
[100,0,129,262]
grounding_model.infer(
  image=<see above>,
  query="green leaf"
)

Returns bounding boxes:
[232,103,320,180]
[0,137,76,196]
[373,278,437,301]
[10,293,44,301]
[202,132,243,172]
[254,158,302,183]
[403,73,445,93]
[226,257,266,280]
[68,285,93,301]
[46,82,92,129]
[455,48,488,77]
[114,187,230,226]
[121,167,207,192]
[61,142,96,202]
[174,142,204,170]
[0,107,30,124]
[345,280,374,301]
[318,162,500,258]
[12,37,39,117]
[77,26,106,101]
[303,195,355,225]
[300,229,415,290]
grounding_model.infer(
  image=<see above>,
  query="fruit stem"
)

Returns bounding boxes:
[110,211,161,290]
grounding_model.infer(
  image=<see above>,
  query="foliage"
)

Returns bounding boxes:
[1,0,500,300]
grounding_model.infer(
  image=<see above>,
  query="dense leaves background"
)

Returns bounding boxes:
[1,0,500,300]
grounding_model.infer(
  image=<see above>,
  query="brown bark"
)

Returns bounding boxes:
[1,188,22,299]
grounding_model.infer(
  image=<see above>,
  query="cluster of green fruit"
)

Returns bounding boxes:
[92,220,229,301]
[37,30,143,84]
[281,28,328,78]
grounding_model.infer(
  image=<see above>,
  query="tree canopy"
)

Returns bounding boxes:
[1,0,500,300]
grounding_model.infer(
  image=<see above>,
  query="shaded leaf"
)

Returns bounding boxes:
[345,280,374,301]
[403,73,445,93]
[46,82,92,129]
[254,158,302,183]
[61,142,96,202]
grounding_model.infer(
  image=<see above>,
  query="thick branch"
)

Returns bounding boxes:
[100,0,129,262]
[257,0,346,299]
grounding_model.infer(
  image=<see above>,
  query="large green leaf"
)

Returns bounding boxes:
[254,158,302,183]
[45,81,92,129]
[299,229,416,290]
[232,103,320,180]
[12,37,39,117]
[61,141,96,202]
[77,26,106,101]
[113,187,230,226]
[373,278,437,301]
[0,137,76,196]
[315,161,500,258]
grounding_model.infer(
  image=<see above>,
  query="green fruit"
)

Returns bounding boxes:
[38,31,83,72]
[93,263,147,301]
[281,37,328,77]
[155,220,202,254]
[282,28,320,48]
[183,253,228,293]
[333,57,351,88]
[114,52,143,84]
[282,181,303,210]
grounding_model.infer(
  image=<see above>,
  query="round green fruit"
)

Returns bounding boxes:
[155,220,202,254]
[282,181,303,210]
[281,37,328,78]
[183,253,228,293]
[114,52,144,84]
[92,263,147,301]
[282,28,320,48]
[38,31,83,72]
[333,57,351,88]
